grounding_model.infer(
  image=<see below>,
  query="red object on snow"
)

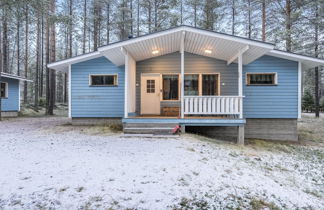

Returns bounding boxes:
[172,125,181,134]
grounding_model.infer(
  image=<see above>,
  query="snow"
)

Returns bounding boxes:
[0,117,323,209]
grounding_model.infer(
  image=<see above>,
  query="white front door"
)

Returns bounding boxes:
[141,74,161,115]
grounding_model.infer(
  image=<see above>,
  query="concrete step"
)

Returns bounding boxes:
[124,123,178,128]
[123,127,174,135]
[120,134,180,139]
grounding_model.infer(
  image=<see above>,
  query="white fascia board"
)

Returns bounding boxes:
[47,51,101,70]
[98,28,183,52]
[0,73,33,82]
[267,50,324,68]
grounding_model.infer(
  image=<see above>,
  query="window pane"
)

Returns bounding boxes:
[202,74,218,96]
[1,83,6,98]
[146,80,155,93]
[163,75,179,100]
[91,75,116,86]
[248,74,275,85]
[184,74,199,96]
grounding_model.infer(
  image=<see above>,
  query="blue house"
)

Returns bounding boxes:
[0,73,31,117]
[48,26,324,143]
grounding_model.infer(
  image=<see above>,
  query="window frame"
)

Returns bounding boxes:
[246,72,278,86]
[184,73,200,96]
[0,82,8,98]
[201,73,220,96]
[89,74,118,87]
[161,73,181,101]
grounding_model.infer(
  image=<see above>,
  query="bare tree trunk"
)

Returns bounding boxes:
[82,0,87,53]
[247,0,251,39]
[137,0,140,36]
[231,0,235,35]
[2,10,8,73]
[40,11,44,97]
[262,0,266,41]
[35,13,40,109]
[314,1,319,117]
[154,0,157,31]
[17,11,21,76]
[130,0,133,35]
[180,0,183,25]
[46,0,56,115]
[93,1,99,50]
[285,0,292,52]
[194,3,197,27]
[69,0,73,57]
[148,1,152,33]
[49,0,56,114]
[24,5,28,103]
[46,8,50,114]
[106,2,110,44]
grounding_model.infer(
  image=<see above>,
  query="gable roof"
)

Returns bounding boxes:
[48,25,324,72]
[0,72,33,82]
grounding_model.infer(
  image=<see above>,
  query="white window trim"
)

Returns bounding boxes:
[89,74,118,86]
[1,82,8,98]
[246,72,278,86]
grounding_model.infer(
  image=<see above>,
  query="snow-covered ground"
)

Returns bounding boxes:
[0,117,323,209]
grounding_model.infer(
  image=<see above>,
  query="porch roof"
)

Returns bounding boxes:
[48,25,324,72]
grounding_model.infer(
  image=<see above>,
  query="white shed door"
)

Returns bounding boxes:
[141,74,160,115]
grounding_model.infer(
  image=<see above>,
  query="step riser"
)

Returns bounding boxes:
[124,129,174,135]
[124,123,178,128]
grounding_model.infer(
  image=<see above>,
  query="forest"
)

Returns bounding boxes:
[0,0,323,115]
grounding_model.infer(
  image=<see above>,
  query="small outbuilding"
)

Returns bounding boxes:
[0,73,32,117]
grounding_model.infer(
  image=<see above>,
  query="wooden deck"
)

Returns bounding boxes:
[123,116,246,126]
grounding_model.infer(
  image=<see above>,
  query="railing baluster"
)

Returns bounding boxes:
[182,96,242,116]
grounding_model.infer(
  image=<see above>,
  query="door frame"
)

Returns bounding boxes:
[140,73,161,115]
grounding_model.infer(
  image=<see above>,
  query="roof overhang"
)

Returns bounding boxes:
[0,72,33,82]
[47,25,324,72]
[98,26,275,66]
[267,50,324,69]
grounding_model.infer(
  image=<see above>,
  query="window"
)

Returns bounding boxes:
[1,82,8,98]
[90,75,118,86]
[163,75,179,100]
[202,74,219,95]
[184,74,199,96]
[246,73,277,85]
[146,80,155,93]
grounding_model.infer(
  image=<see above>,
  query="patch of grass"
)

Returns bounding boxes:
[249,198,280,210]
[172,197,210,210]
[76,186,85,192]
[303,189,323,198]
[108,123,123,132]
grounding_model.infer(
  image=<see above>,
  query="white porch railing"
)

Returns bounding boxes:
[183,96,243,116]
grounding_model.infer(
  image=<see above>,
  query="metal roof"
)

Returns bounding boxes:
[48,25,324,72]
[0,72,33,82]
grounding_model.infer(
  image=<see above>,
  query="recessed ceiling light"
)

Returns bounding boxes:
[205,49,212,54]
[152,50,159,54]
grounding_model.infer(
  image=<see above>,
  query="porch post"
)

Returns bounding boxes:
[68,64,72,118]
[180,31,185,118]
[238,53,243,119]
[122,47,129,118]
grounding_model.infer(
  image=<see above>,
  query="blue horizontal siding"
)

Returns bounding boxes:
[71,56,124,118]
[243,55,298,118]
[1,77,19,111]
